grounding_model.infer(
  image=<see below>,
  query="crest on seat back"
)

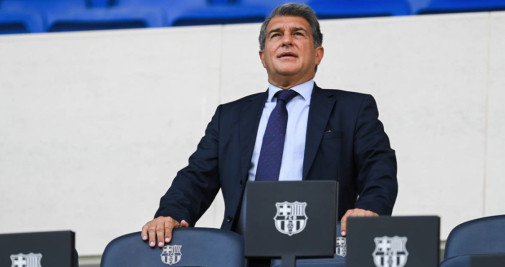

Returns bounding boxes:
[161,245,182,265]
[336,237,347,257]
[10,253,42,267]
[274,201,308,236]
[372,236,408,267]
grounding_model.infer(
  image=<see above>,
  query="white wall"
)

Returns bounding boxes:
[0,12,504,255]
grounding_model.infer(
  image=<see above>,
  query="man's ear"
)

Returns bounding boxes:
[259,50,266,68]
[315,46,324,66]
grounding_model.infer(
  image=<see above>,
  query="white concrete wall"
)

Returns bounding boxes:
[0,12,504,255]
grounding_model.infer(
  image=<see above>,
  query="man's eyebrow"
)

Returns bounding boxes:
[268,28,282,35]
[268,26,307,35]
[293,27,308,32]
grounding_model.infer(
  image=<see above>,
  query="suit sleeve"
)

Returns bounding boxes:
[353,95,398,215]
[154,105,222,225]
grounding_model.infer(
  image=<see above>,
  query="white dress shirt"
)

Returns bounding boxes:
[248,80,314,181]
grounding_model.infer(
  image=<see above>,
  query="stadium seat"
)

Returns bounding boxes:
[87,0,113,8]
[2,0,163,32]
[111,0,171,27]
[308,0,412,19]
[49,0,165,32]
[166,0,268,26]
[240,0,310,15]
[47,10,164,32]
[0,9,45,34]
[101,228,244,267]
[418,0,505,14]
[440,215,505,267]
[211,0,233,4]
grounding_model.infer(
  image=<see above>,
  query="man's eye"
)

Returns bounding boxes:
[271,33,281,38]
[294,32,304,36]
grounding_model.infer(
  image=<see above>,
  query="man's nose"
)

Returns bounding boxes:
[281,34,293,46]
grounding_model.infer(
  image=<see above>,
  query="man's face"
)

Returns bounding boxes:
[260,16,324,88]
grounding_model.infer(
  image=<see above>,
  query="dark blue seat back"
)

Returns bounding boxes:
[101,228,244,267]
[444,215,505,258]
[440,215,505,267]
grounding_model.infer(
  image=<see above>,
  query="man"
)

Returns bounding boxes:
[142,3,397,249]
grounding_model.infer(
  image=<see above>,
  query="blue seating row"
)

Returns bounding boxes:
[100,215,505,267]
[418,0,505,14]
[1,0,505,35]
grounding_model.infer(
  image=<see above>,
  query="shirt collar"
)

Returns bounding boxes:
[267,80,314,103]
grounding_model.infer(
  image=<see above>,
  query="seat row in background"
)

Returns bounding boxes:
[1,0,505,35]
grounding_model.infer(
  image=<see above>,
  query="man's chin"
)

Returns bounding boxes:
[275,67,300,76]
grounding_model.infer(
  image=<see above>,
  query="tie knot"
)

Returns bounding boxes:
[276,89,298,103]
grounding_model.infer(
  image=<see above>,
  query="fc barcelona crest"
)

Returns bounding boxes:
[10,253,42,267]
[161,245,182,265]
[372,236,409,267]
[274,201,308,236]
[336,237,347,257]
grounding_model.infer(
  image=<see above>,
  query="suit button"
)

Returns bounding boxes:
[239,180,244,186]
[226,216,233,223]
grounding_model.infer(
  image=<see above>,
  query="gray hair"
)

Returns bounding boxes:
[258,3,323,51]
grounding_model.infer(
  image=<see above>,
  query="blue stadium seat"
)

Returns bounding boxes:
[112,0,170,26]
[87,0,113,8]
[47,9,164,32]
[48,0,165,32]
[241,0,309,15]
[211,0,233,4]
[0,8,45,34]
[101,228,244,267]
[241,0,309,7]
[2,0,163,32]
[418,0,505,14]
[308,0,412,19]
[440,215,505,267]
[165,0,269,26]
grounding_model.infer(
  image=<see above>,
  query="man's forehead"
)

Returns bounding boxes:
[267,16,310,32]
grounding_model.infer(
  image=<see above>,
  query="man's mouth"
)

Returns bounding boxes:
[278,52,297,58]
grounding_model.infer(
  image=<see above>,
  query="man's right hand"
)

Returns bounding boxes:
[141,216,189,247]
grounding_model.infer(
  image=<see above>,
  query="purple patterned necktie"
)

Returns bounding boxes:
[255,89,298,181]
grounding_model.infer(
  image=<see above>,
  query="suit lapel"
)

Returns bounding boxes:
[303,86,337,179]
[239,91,268,180]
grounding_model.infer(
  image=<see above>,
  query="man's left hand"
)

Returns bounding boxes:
[340,208,378,236]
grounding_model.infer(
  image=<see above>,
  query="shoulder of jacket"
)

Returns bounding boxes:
[220,91,265,107]
[315,87,373,102]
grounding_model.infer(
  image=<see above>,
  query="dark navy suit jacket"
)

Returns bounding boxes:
[155,85,398,231]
